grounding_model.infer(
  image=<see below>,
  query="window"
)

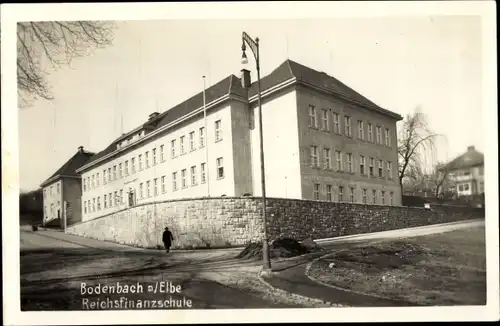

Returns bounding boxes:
[172,172,178,191]
[84,202,87,214]
[145,151,150,168]
[139,183,144,199]
[381,191,385,205]
[326,185,332,202]
[323,148,331,169]
[114,191,119,205]
[344,116,352,136]
[215,120,222,141]
[321,109,329,130]
[367,123,373,142]
[217,157,224,179]
[113,165,117,180]
[357,120,364,140]
[333,113,340,134]
[93,198,96,212]
[108,168,112,181]
[104,194,107,209]
[96,173,99,187]
[152,148,157,166]
[347,153,353,173]
[369,158,375,177]
[124,160,129,176]
[372,189,377,204]
[147,181,151,197]
[51,185,54,195]
[180,136,185,154]
[171,140,177,158]
[131,158,136,174]
[349,187,355,203]
[189,132,196,151]
[389,192,394,205]
[199,127,205,148]
[338,186,344,202]
[201,163,206,183]
[358,155,366,175]
[181,169,187,188]
[385,128,390,146]
[92,175,95,188]
[161,176,166,193]
[57,183,60,194]
[109,193,113,207]
[378,160,383,177]
[160,145,165,162]
[335,151,342,171]
[362,189,367,203]
[154,178,158,196]
[83,179,87,192]
[103,169,107,184]
[387,161,393,179]
[119,163,123,178]
[310,146,319,167]
[97,197,101,211]
[376,126,382,144]
[191,166,197,186]
[308,105,317,128]
[313,184,320,200]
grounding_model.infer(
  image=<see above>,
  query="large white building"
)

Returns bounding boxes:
[76,59,403,223]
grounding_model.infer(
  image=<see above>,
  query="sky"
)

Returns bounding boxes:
[18,15,484,191]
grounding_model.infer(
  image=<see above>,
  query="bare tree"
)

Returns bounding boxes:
[397,109,439,190]
[428,162,455,198]
[17,21,115,106]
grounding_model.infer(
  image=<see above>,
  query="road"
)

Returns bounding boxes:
[20,228,304,310]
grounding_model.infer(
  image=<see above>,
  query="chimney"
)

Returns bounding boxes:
[467,145,475,152]
[241,69,251,88]
[149,112,159,120]
[78,146,84,153]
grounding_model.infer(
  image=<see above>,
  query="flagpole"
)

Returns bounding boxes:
[203,76,210,197]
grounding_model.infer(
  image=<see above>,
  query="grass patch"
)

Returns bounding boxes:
[308,226,486,306]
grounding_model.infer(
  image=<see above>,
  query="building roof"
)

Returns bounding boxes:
[441,146,484,171]
[40,147,95,187]
[80,59,402,171]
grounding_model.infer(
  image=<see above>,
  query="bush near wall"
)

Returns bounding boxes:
[66,197,485,249]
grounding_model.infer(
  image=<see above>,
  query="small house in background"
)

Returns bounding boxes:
[440,145,485,203]
[40,146,94,228]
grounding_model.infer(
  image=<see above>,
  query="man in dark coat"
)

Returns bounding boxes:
[162,227,174,253]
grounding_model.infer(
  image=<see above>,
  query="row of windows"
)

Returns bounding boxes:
[312,183,395,205]
[83,158,225,214]
[83,120,223,192]
[43,201,60,218]
[43,183,60,197]
[308,105,392,147]
[310,146,394,179]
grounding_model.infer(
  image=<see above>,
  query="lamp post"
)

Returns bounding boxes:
[241,31,271,271]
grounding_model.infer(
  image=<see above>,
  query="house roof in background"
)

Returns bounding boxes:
[40,149,95,187]
[442,146,484,171]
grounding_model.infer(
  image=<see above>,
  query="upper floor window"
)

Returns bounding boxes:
[310,146,319,167]
[154,178,158,196]
[181,169,187,188]
[191,166,197,186]
[131,157,136,174]
[335,151,342,172]
[171,140,176,158]
[308,105,317,128]
[333,113,340,134]
[215,120,222,142]
[180,136,185,154]
[161,176,166,193]
[189,131,196,151]
[57,183,60,194]
[344,116,352,137]
[96,173,100,186]
[113,165,117,180]
[91,175,95,188]
[172,172,178,191]
[323,148,331,169]
[146,181,151,198]
[119,163,123,178]
[201,163,207,184]
[367,123,373,142]
[346,153,353,173]
[152,148,157,166]
[378,160,383,177]
[216,157,224,179]
[145,151,150,168]
[369,158,375,177]
[360,155,366,175]
[103,169,107,184]
[83,180,86,192]
[376,126,382,144]
[108,168,111,181]
[321,109,329,130]
[160,145,165,162]
[124,160,129,176]
[385,128,391,146]
[357,120,364,140]
[387,161,393,179]
[199,127,205,148]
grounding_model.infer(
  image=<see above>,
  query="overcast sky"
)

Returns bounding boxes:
[18,15,484,191]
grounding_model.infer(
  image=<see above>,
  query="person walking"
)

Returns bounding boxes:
[162,227,174,253]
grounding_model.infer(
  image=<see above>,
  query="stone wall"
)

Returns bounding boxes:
[66,196,484,249]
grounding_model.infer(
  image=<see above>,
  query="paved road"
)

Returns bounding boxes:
[20,229,303,310]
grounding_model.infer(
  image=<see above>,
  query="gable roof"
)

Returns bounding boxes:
[79,59,402,172]
[40,149,95,187]
[441,146,484,171]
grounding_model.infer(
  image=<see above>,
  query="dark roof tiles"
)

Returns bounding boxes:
[40,150,94,187]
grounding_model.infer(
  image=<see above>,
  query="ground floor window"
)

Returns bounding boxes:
[313,184,320,200]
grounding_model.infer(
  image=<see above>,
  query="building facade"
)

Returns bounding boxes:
[40,146,94,227]
[442,145,484,197]
[76,59,403,223]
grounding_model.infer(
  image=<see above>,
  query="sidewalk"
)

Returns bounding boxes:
[262,218,484,307]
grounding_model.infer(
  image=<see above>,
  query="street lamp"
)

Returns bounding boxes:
[241,31,271,271]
